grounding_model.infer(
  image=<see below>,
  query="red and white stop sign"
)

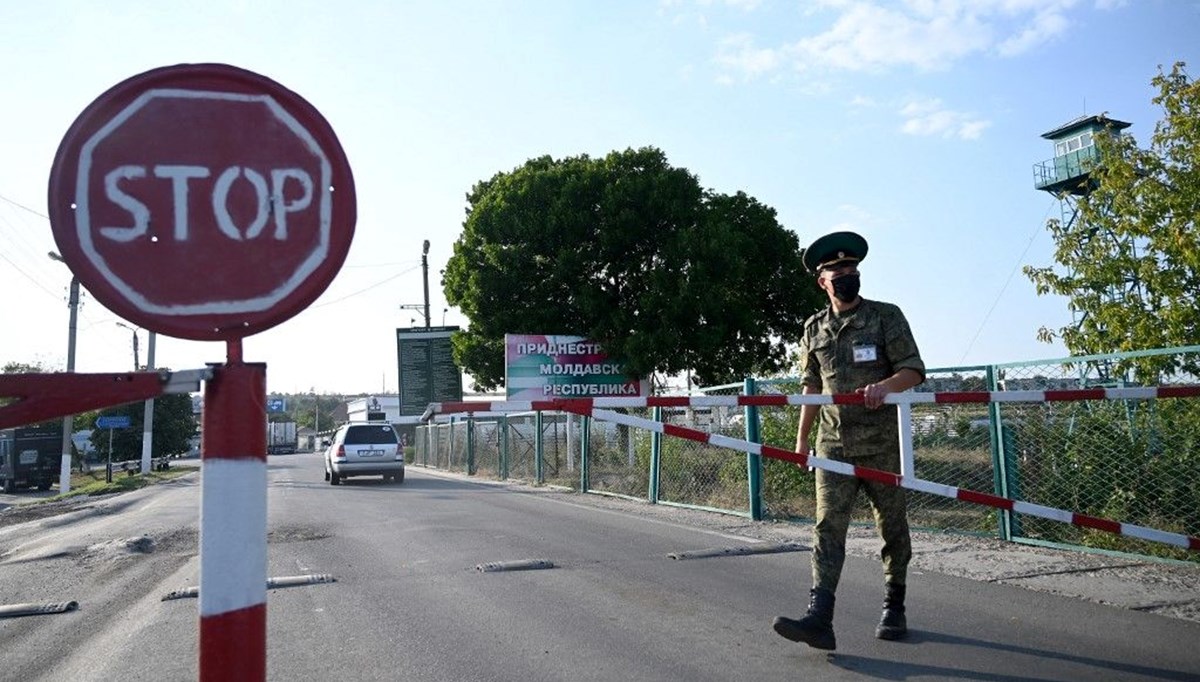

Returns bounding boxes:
[48,63,355,341]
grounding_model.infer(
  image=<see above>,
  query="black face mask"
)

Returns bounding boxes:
[831,273,861,303]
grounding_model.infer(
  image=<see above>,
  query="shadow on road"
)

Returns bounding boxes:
[828,629,1196,681]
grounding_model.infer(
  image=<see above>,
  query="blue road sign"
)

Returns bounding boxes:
[96,415,132,429]
[267,398,287,413]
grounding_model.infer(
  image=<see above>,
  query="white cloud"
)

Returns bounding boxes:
[709,0,1124,81]
[723,0,763,9]
[997,7,1071,57]
[827,203,883,233]
[661,0,762,25]
[713,33,782,81]
[898,98,993,140]
[790,2,995,72]
[693,0,763,9]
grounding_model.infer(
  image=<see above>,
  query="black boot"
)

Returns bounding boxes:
[875,582,907,640]
[773,587,836,650]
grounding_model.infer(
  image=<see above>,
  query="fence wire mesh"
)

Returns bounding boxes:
[658,403,751,513]
[539,413,581,489]
[585,408,654,499]
[986,353,1200,561]
[504,413,540,483]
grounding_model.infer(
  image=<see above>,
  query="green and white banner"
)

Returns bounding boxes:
[505,334,648,400]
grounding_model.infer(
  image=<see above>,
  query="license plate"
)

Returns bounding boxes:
[358,449,383,457]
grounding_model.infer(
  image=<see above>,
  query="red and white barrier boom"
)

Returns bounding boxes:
[423,386,1200,553]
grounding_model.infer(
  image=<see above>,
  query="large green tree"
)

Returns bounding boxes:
[443,147,822,390]
[1025,63,1200,376]
[90,392,196,461]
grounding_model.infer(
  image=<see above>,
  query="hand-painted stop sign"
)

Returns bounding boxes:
[48,63,355,341]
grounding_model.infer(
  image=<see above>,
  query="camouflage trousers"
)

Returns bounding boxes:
[811,450,911,592]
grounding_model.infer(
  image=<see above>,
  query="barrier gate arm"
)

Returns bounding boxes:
[0,369,212,431]
[424,389,1200,553]
[572,403,1200,553]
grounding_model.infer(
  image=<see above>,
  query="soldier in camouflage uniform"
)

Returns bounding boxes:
[773,231,925,651]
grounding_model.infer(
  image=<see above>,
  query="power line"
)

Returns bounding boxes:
[958,195,1060,364]
[312,264,422,308]
[342,260,421,269]
[0,192,48,219]
[0,192,62,296]
[0,241,61,300]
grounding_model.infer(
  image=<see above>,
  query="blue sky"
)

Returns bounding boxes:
[0,0,1194,395]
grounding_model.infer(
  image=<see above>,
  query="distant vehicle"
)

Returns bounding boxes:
[0,422,60,493]
[267,421,298,455]
[324,422,404,485]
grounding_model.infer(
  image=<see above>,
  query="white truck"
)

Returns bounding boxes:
[266,421,298,455]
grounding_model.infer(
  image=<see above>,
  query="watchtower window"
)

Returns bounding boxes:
[1055,131,1096,157]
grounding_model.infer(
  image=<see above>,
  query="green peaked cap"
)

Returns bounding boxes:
[802,231,868,274]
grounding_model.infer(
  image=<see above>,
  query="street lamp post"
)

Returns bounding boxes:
[116,322,156,473]
[422,239,430,329]
[400,240,434,327]
[48,252,78,493]
[116,321,140,369]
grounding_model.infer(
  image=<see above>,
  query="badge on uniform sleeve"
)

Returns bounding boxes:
[853,344,878,363]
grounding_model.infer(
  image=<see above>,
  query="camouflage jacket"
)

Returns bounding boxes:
[799,299,925,459]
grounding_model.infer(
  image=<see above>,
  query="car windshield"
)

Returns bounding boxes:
[344,426,397,445]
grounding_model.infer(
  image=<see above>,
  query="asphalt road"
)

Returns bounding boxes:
[2,455,1198,681]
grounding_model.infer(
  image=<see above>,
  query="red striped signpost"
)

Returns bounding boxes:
[48,63,356,681]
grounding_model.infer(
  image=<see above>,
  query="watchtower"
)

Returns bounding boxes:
[1033,113,1131,197]
[1032,114,1134,330]
[1032,114,1142,385]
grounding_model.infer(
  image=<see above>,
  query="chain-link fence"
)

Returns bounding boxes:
[985,349,1200,561]
[657,403,752,513]
[740,347,1200,561]
[584,409,654,499]
[411,346,1199,561]
[743,373,997,531]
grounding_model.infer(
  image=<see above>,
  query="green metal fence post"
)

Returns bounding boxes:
[649,406,663,504]
[580,415,591,492]
[535,411,545,484]
[1001,424,1023,538]
[448,416,456,471]
[500,415,509,480]
[467,416,476,476]
[744,377,764,521]
[987,366,1016,541]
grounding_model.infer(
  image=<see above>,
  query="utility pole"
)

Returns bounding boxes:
[140,331,156,473]
[422,239,431,329]
[49,251,79,492]
[58,269,79,492]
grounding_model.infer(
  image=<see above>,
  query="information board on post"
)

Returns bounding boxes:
[396,326,463,416]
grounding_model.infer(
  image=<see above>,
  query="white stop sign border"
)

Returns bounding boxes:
[75,88,333,317]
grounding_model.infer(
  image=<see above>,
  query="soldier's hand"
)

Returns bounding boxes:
[857,382,889,409]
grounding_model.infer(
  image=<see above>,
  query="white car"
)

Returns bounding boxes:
[324,422,405,485]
